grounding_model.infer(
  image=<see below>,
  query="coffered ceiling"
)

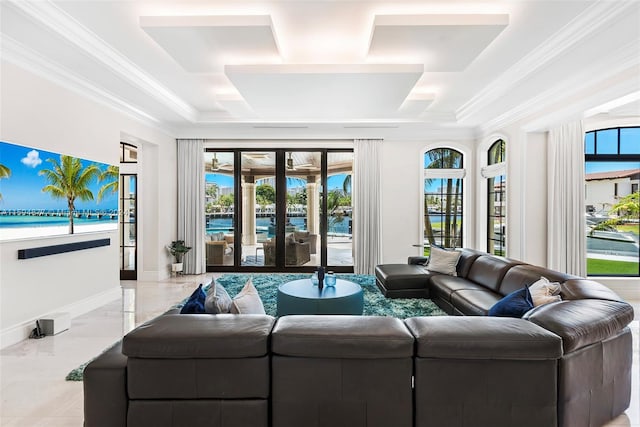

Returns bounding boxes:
[2,0,639,137]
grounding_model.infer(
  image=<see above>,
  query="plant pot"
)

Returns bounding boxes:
[171,262,183,273]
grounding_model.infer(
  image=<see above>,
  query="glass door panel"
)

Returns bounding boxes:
[327,152,353,267]
[285,151,321,267]
[241,152,276,266]
[204,151,235,267]
[120,174,137,278]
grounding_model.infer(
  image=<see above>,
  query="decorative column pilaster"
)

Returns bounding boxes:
[242,178,256,245]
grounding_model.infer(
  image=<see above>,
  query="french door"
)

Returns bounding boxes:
[204,148,353,272]
[119,174,137,280]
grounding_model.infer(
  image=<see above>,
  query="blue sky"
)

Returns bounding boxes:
[585,161,639,174]
[0,141,118,210]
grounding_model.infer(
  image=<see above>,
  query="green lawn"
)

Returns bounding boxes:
[587,258,639,275]
[616,224,639,235]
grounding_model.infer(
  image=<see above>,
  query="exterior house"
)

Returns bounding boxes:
[586,169,640,215]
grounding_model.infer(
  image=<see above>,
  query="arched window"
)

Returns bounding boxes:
[585,126,640,276]
[423,148,465,250]
[483,140,506,255]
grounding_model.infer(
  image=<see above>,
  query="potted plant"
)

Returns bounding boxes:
[167,240,191,274]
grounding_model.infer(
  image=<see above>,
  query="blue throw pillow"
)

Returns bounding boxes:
[488,286,534,318]
[180,284,206,314]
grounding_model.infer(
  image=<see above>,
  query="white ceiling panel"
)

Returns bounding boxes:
[225,64,424,119]
[140,15,281,73]
[3,0,637,134]
[368,14,509,71]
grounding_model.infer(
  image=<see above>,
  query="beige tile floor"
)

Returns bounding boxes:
[0,275,638,427]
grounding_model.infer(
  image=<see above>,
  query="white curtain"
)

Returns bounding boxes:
[177,139,205,274]
[547,121,586,276]
[353,139,382,275]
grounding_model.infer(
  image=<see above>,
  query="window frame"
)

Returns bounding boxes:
[422,147,466,252]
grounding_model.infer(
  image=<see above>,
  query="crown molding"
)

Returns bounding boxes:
[479,39,640,134]
[457,0,639,124]
[2,36,176,136]
[521,74,640,133]
[7,0,197,122]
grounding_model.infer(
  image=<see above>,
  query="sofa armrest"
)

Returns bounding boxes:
[405,316,563,360]
[408,256,428,265]
[523,299,634,353]
[83,341,128,427]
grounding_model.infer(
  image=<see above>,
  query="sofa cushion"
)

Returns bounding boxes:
[127,356,270,400]
[466,255,521,293]
[524,299,635,353]
[455,248,486,278]
[179,284,206,314]
[375,264,431,290]
[272,315,414,359]
[424,246,461,276]
[559,279,624,302]
[500,264,574,296]
[450,289,503,316]
[488,286,534,318]
[430,275,489,303]
[122,314,275,358]
[405,316,563,360]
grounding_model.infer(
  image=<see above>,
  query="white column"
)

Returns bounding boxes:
[306,177,319,234]
[242,182,256,245]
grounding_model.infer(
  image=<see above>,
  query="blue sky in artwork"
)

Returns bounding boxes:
[0,141,118,210]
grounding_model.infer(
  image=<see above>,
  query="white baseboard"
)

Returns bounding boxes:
[0,286,121,349]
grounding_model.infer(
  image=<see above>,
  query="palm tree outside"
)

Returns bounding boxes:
[0,163,11,201]
[39,155,100,234]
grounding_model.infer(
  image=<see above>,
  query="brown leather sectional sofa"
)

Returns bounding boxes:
[84,249,634,427]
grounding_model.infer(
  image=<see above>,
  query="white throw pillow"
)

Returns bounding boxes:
[204,280,233,314]
[230,278,266,314]
[529,276,562,307]
[424,246,461,276]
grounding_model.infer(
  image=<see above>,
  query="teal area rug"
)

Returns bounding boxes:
[215,273,445,318]
[66,274,444,381]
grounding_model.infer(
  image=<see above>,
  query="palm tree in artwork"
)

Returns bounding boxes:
[39,155,100,234]
[0,163,11,201]
[97,165,119,202]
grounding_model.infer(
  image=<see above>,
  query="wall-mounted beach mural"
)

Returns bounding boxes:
[0,141,119,241]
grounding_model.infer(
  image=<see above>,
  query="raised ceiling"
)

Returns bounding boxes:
[1,0,639,137]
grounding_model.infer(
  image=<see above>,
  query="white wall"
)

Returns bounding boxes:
[0,61,176,348]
